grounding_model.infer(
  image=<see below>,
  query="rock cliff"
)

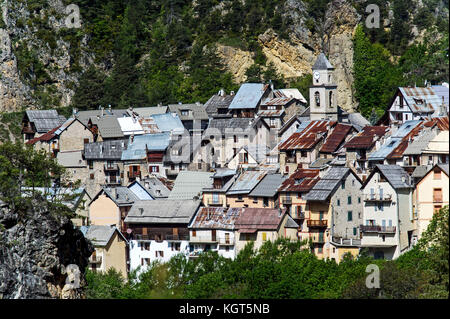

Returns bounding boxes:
[0,199,93,299]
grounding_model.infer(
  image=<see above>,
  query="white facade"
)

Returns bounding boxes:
[388,95,418,123]
[188,229,236,259]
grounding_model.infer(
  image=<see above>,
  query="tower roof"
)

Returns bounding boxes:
[312,53,334,70]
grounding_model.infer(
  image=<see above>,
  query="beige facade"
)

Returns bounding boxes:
[414,166,449,238]
[59,119,94,152]
[203,192,227,208]
[85,160,125,197]
[89,193,121,228]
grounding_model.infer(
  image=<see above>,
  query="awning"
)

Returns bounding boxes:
[239,228,258,234]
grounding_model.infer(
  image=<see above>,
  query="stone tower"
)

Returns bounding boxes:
[309,53,338,121]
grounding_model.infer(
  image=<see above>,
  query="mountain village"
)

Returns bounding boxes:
[20,53,449,279]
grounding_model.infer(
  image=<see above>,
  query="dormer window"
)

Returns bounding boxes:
[413,98,424,105]
[181,110,189,116]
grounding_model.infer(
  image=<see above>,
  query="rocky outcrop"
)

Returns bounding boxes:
[216,44,254,83]
[0,199,93,299]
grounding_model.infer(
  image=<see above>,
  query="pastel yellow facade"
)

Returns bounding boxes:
[414,167,449,238]
[89,194,121,228]
[90,232,128,279]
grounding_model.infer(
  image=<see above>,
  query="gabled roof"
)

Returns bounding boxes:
[398,87,442,114]
[121,133,170,161]
[279,120,336,150]
[347,112,370,131]
[91,186,140,207]
[319,123,354,153]
[204,93,235,116]
[205,116,269,136]
[278,168,320,193]
[343,126,388,150]
[80,225,127,247]
[403,129,437,155]
[25,125,61,145]
[411,165,433,179]
[416,163,449,186]
[312,53,334,70]
[133,177,171,199]
[117,117,145,135]
[274,88,307,103]
[84,139,127,160]
[278,115,302,136]
[151,113,185,134]
[25,110,66,133]
[239,144,270,164]
[127,181,155,200]
[168,171,214,200]
[235,208,292,231]
[90,115,124,139]
[304,167,357,201]
[168,103,209,121]
[363,165,412,190]
[228,83,269,110]
[227,170,267,195]
[189,207,243,230]
[124,199,201,224]
[249,173,285,198]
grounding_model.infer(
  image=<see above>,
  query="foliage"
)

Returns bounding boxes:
[289,74,313,102]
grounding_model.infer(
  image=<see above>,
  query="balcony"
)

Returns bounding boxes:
[364,193,392,202]
[105,177,121,185]
[360,225,396,233]
[282,197,292,205]
[89,255,102,264]
[207,198,224,206]
[218,237,234,245]
[331,236,361,246]
[165,234,189,241]
[104,163,119,171]
[307,220,327,228]
[190,236,218,244]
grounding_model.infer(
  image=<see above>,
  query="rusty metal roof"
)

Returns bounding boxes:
[278,168,320,193]
[189,207,243,230]
[319,123,354,153]
[26,126,60,145]
[424,116,449,130]
[235,208,287,231]
[387,122,426,159]
[399,87,442,114]
[279,120,336,150]
[343,126,388,149]
[261,97,294,106]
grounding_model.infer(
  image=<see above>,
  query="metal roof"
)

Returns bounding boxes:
[128,182,154,200]
[91,116,124,139]
[228,83,268,110]
[129,106,168,118]
[124,199,201,224]
[260,97,294,106]
[424,117,449,130]
[312,53,334,70]
[81,225,126,247]
[249,173,285,197]
[189,207,243,230]
[403,129,437,155]
[205,117,261,136]
[135,177,171,199]
[343,126,388,149]
[411,165,433,179]
[347,112,370,131]
[75,109,129,126]
[25,125,60,145]
[275,88,307,103]
[399,87,443,114]
[204,93,235,115]
[431,85,449,107]
[25,110,66,133]
[303,167,350,201]
[257,109,285,117]
[56,151,86,167]
[168,103,209,121]
[151,113,185,134]
[101,186,140,206]
[227,170,267,195]
[84,139,127,160]
[279,120,336,150]
[319,123,354,153]
[121,133,170,161]
[168,171,214,200]
[117,117,145,135]
[235,208,289,231]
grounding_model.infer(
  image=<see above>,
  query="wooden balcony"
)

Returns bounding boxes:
[307,220,327,228]
[165,234,189,241]
[360,225,396,233]
[104,163,119,171]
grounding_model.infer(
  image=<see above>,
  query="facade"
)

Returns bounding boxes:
[414,164,449,238]
[226,170,267,208]
[202,168,236,208]
[360,165,414,260]
[421,131,449,166]
[81,225,128,278]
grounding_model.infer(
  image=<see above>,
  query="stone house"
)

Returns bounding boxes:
[225,170,267,208]
[202,168,237,208]
[21,110,66,143]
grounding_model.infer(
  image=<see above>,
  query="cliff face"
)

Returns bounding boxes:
[0,199,93,299]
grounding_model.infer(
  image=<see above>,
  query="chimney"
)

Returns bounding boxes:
[207,209,210,220]
[278,207,282,217]
[130,134,134,143]
[230,91,235,96]
[101,106,104,117]
[139,207,144,215]
[269,79,274,91]
[108,104,112,113]
[111,188,117,199]
[218,88,225,97]
[195,101,201,106]
[72,108,78,118]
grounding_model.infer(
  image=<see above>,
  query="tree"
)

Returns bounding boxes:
[72,66,106,110]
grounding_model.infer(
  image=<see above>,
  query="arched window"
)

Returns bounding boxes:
[329,91,333,107]
[315,92,320,107]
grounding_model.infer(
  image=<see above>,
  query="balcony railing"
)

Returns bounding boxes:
[307,220,327,228]
[360,225,396,233]
[165,234,189,241]
[364,193,392,202]
[331,236,361,246]
[190,236,218,243]
[207,198,224,206]
[105,177,121,185]
[104,163,119,171]
[218,237,234,245]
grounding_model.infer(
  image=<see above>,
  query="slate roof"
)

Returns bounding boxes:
[204,93,235,116]
[56,151,85,167]
[438,163,449,176]
[235,208,290,231]
[319,123,354,153]
[347,112,370,131]
[117,117,145,135]
[312,53,334,70]
[90,116,124,139]
[80,225,126,247]
[189,207,243,230]
[411,165,433,179]
[75,109,129,126]
[100,186,140,206]
[168,103,209,121]
[136,177,171,199]
[278,168,320,193]
[168,171,214,200]
[84,140,127,160]
[151,113,185,134]
[304,167,351,201]
[121,133,170,161]
[403,129,437,155]
[129,106,168,118]
[279,120,336,150]
[25,110,66,133]
[398,87,443,114]
[372,165,412,189]
[205,117,265,136]
[228,83,269,110]
[249,173,285,197]
[227,170,267,195]
[124,199,201,224]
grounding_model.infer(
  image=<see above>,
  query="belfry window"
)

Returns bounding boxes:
[329,92,333,107]
[315,92,320,107]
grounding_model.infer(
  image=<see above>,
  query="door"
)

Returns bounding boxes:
[211,229,216,242]
[225,233,230,244]
[173,228,178,240]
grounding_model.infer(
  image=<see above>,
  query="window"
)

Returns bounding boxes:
[88,160,93,169]
[337,199,340,206]
[150,166,159,173]
[314,92,320,107]
[155,251,164,258]
[192,230,196,237]
[341,182,345,189]
[347,211,353,221]
[358,197,361,203]
[234,135,238,143]
[142,242,150,251]
[90,173,94,180]
[318,246,323,253]
[237,195,243,201]
[301,151,307,158]
[348,196,352,205]
[262,232,267,241]
[181,110,189,116]
[433,188,443,202]
[434,168,442,180]
[198,162,202,169]
[353,227,357,236]
[84,138,89,144]
[263,198,269,207]
[405,114,409,121]
[329,91,333,107]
